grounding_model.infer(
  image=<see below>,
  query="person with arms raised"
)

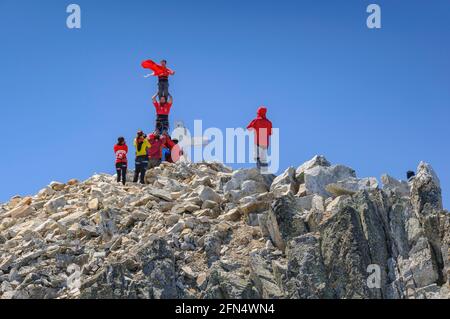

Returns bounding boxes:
[152,93,173,135]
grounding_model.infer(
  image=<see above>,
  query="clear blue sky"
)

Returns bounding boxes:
[0,0,449,207]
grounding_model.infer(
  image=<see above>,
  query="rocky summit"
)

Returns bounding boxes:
[0,156,448,299]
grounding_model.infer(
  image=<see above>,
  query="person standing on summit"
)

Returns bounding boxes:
[133,130,150,184]
[141,59,175,99]
[152,93,173,134]
[114,137,128,185]
[247,107,273,173]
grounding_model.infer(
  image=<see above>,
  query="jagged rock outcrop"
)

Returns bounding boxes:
[0,157,448,299]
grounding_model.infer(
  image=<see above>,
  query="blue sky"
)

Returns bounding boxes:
[0,0,449,207]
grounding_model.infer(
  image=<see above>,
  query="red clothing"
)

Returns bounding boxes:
[114,144,128,164]
[153,101,173,115]
[147,134,167,159]
[141,60,175,78]
[247,107,272,147]
[162,135,181,163]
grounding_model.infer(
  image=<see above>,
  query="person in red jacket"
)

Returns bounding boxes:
[152,93,173,134]
[161,134,183,163]
[114,137,128,185]
[247,107,272,173]
[142,59,175,99]
[147,132,166,169]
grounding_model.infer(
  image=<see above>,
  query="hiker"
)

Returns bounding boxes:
[147,132,166,169]
[142,59,175,99]
[152,93,173,134]
[133,130,150,184]
[247,106,272,173]
[164,138,178,163]
[162,134,183,163]
[114,137,128,185]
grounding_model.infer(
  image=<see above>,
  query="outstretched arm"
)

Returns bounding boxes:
[152,93,158,102]
[168,94,173,104]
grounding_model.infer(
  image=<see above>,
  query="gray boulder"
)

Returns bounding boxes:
[266,194,308,251]
[410,162,443,216]
[296,155,331,183]
[270,167,299,198]
[285,234,332,299]
[303,165,356,198]
[326,177,379,196]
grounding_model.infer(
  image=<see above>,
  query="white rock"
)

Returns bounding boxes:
[49,181,65,191]
[220,208,242,222]
[44,196,67,214]
[270,167,298,197]
[58,210,89,227]
[88,198,100,211]
[168,221,185,234]
[197,186,222,203]
[303,165,356,197]
[325,177,378,196]
[381,174,410,197]
[296,155,331,182]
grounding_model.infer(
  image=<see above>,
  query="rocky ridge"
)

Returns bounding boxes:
[0,156,448,299]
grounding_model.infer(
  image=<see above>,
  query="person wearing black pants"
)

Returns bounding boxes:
[158,77,169,99]
[133,155,148,184]
[116,162,127,185]
[133,130,151,184]
[114,137,128,185]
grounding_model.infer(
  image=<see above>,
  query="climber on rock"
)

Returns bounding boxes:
[133,130,150,184]
[152,93,173,135]
[142,59,175,99]
[247,106,272,173]
[147,131,166,169]
[162,134,183,163]
[114,137,128,185]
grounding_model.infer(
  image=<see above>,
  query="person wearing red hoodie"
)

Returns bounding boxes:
[147,132,166,169]
[114,137,128,185]
[152,93,173,134]
[247,107,272,173]
[141,59,175,99]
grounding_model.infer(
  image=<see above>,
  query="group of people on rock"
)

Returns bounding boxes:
[113,130,180,186]
[114,58,274,185]
[113,59,180,185]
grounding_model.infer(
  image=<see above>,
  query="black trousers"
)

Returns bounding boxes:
[158,80,169,99]
[133,155,148,184]
[116,162,127,185]
[155,115,170,134]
